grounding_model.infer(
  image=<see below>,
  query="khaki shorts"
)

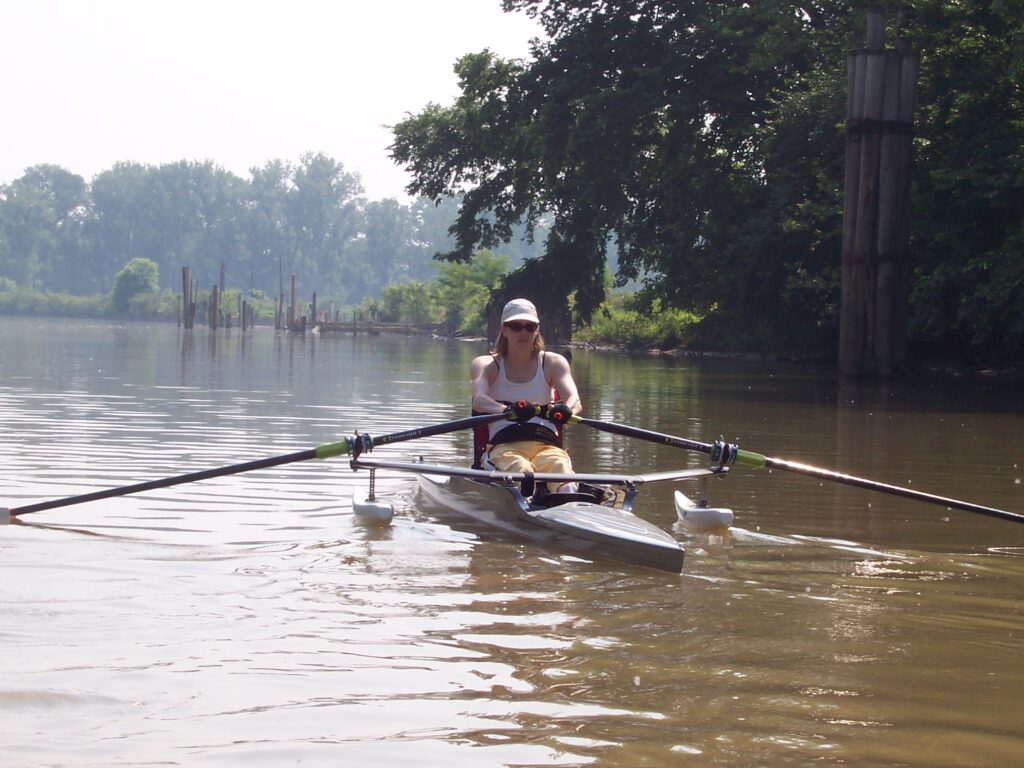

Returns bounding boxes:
[487,440,574,492]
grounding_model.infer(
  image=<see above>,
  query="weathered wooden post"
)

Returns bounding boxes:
[875,40,918,374]
[181,266,198,330]
[209,285,220,330]
[288,275,297,329]
[839,11,918,377]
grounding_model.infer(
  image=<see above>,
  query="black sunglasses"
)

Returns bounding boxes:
[505,321,538,332]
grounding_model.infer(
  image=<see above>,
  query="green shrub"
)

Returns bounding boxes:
[576,293,703,348]
[111,258,159,315]
[0,285,108,316]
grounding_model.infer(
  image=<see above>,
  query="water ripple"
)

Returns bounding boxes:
[2,323,1023,767]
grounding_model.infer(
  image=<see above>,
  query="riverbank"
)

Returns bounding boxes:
[566,339,1022,381]
[2,309,1017,380]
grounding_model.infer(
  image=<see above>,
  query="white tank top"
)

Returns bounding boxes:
[487,351,557,441]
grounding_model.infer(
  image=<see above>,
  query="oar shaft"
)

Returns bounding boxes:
[760,455,1024,524]
[7,448,320,517]
[366,412,507,448]
[6,412,509,519]
[575,417,713,454]
[573,416,1021,524]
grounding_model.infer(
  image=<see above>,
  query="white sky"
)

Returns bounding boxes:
[0,0,543,200]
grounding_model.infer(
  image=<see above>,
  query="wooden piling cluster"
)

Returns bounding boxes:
[275,275,308,332]
[839,11,919,377]
[177,268,441,337]
[179,263,258,332]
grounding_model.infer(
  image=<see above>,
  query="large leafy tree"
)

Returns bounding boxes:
[391,0,861,347]
[900,1,1024,360]
[393,0,1024,360]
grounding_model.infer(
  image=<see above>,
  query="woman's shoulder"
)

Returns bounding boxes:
[541,349,569,369]
[471,353,500,373]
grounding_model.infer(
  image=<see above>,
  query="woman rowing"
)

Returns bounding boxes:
[470,298,582,493]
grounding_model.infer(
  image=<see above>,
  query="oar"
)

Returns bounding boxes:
[571,416,1024,525]
[3,412,509,520]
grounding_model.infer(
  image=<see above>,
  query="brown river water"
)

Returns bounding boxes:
[1,317,1021,767]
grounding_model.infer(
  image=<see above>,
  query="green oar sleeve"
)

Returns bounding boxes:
[315,439,353,460]
[734,449,767,469]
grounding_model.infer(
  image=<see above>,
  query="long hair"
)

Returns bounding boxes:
[494,330,546,358]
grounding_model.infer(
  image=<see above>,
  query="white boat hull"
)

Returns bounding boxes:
[417,473,686,573]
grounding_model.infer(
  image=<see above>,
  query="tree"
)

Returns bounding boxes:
[436,249,510,334]
[0,165,88,291]
[378,280,439,323]
[111,257,159,315]
[344,198,416,301]
[83,162,151,292]
[391,2,856,343]
[900,1,1024,360]
[286,152,363,290]
[393,1,1024,362]
[245,159,295,295]
[0,179,53,289]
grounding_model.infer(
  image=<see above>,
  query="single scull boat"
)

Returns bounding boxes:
[351,455,734,573]
[9,410,1016,572]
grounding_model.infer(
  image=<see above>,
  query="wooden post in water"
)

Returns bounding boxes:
[288,275,297,329]
[209,285,220,330]
[181,267,196,330]
[180,267,187,328]
[839,11,918,377]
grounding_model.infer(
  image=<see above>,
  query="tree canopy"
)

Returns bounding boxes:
[392,0,1024,362]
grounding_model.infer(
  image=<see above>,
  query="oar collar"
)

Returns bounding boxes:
[710,440,739,467]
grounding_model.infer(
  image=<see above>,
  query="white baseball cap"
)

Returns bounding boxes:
[501,298,539,324]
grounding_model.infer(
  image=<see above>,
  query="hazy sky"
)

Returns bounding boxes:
[1,0,543,200]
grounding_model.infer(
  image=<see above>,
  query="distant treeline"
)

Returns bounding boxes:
[0,153,547,305]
